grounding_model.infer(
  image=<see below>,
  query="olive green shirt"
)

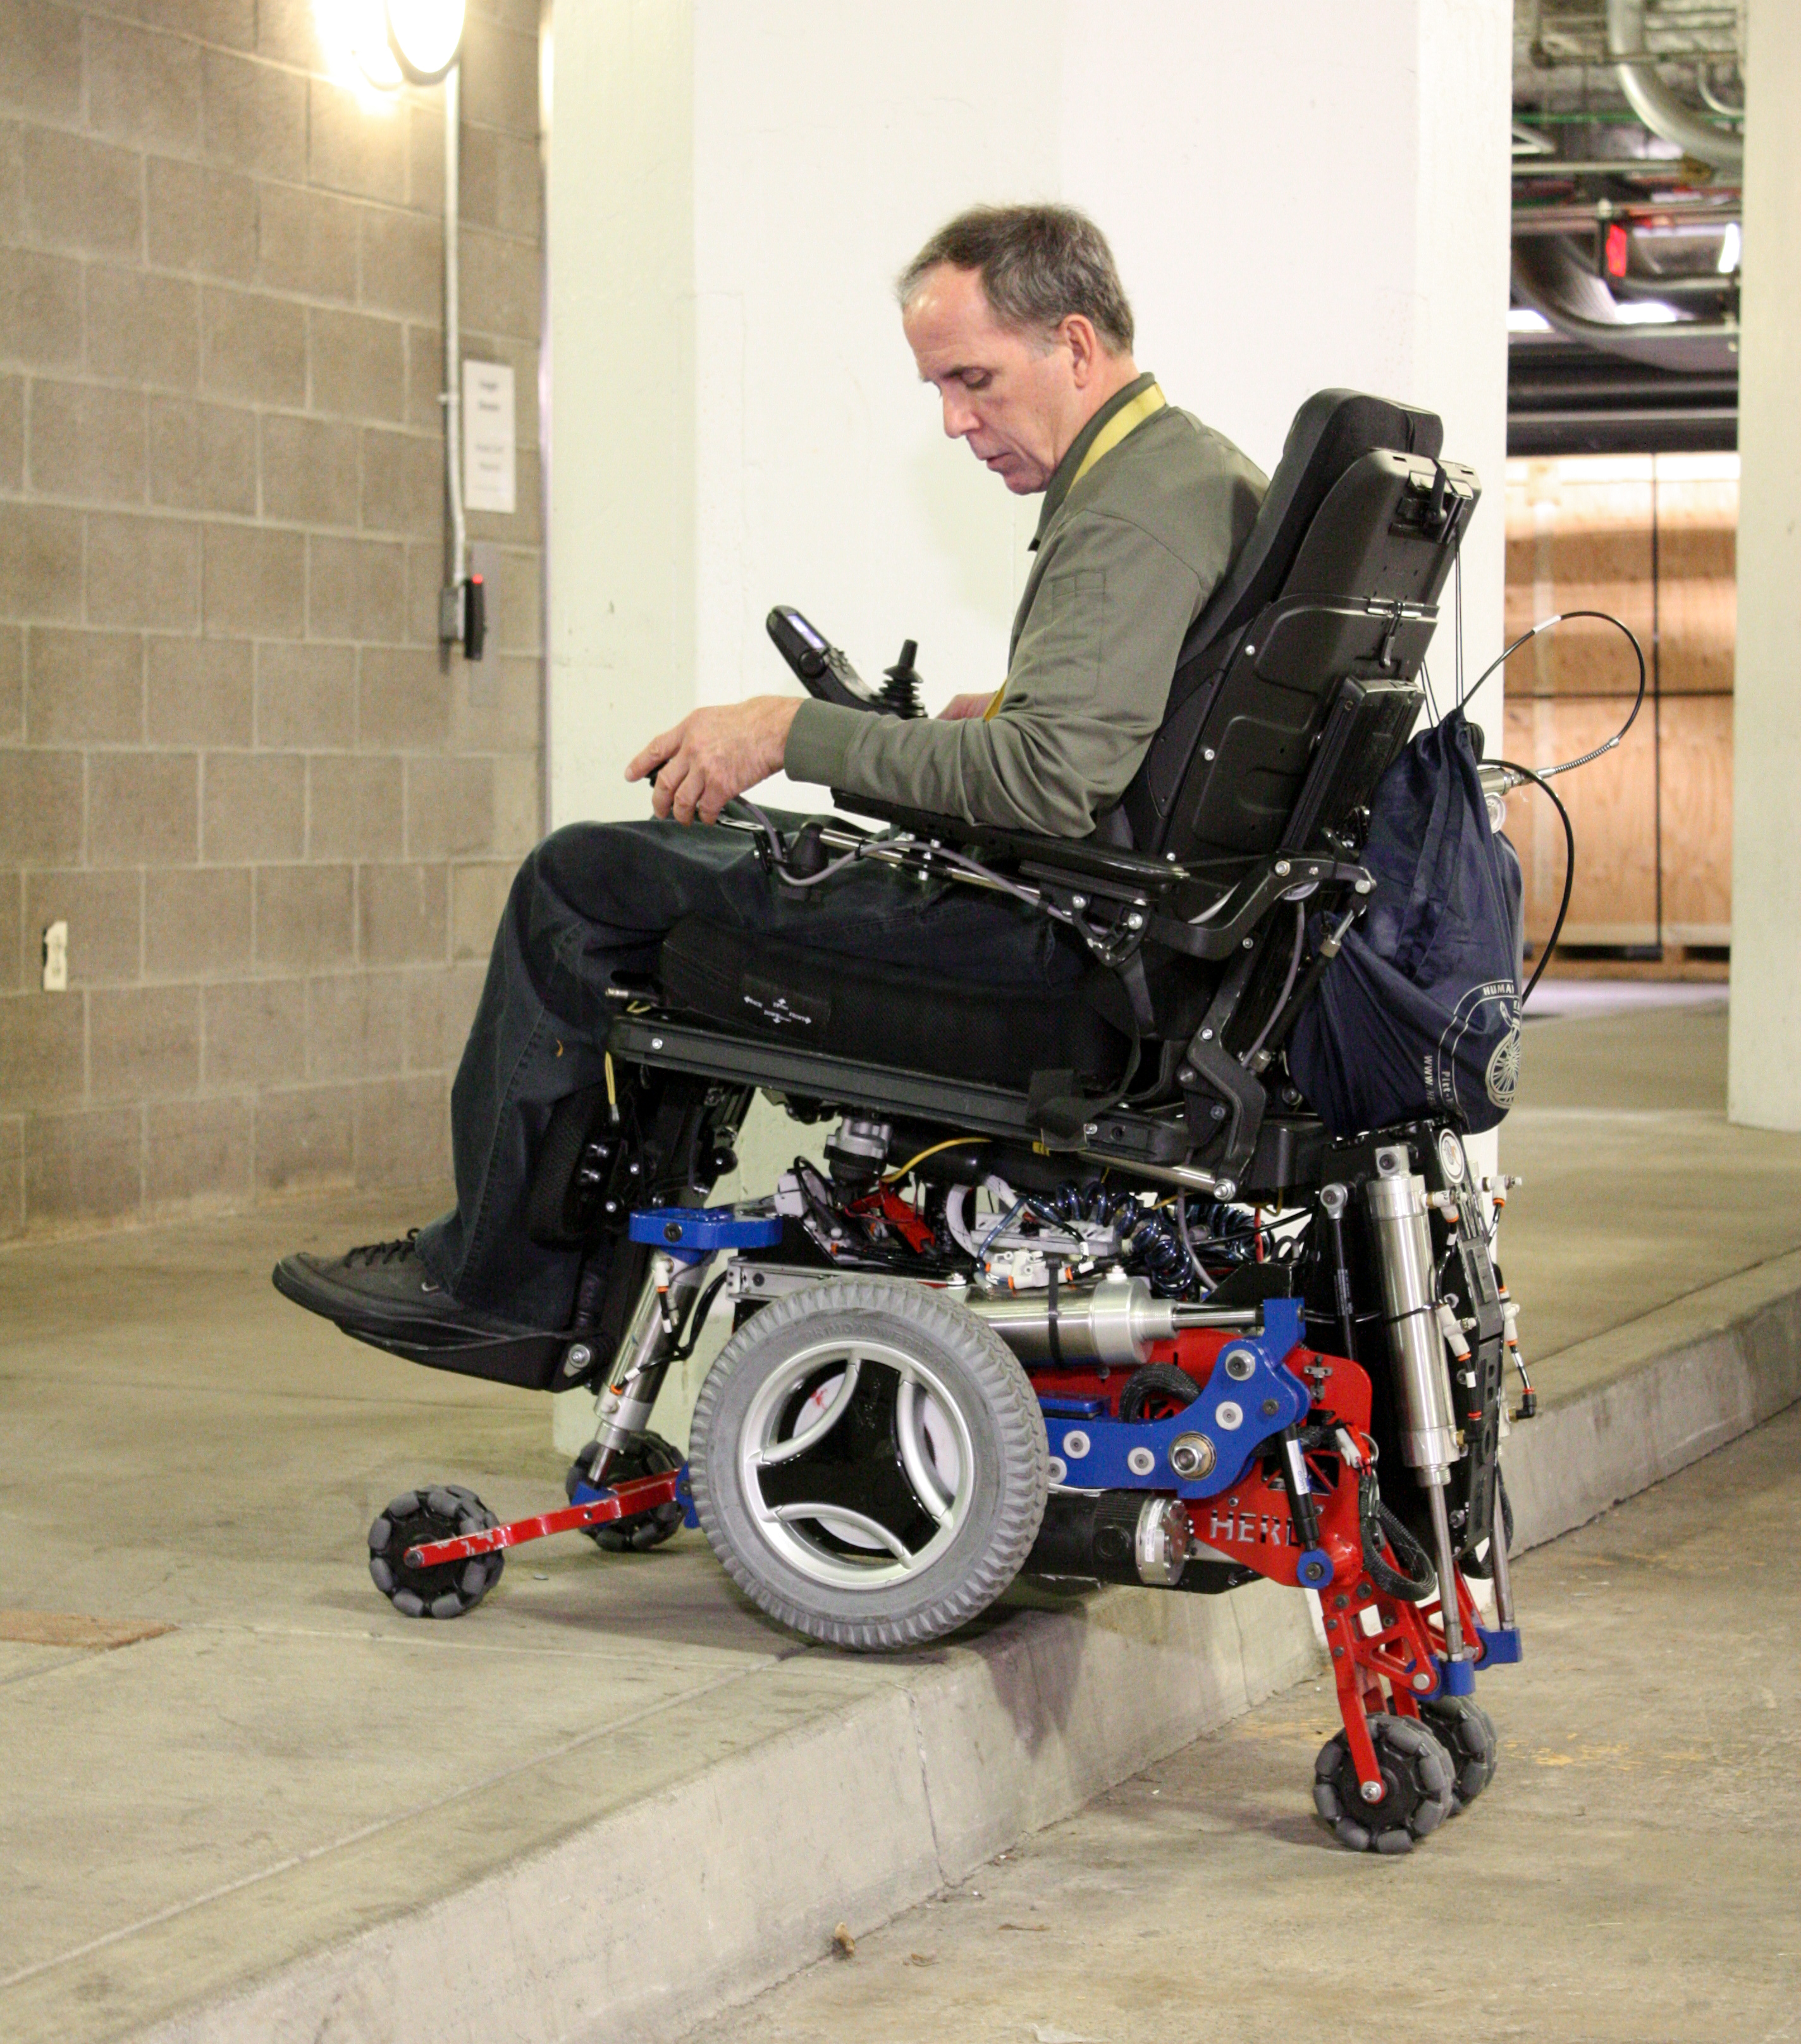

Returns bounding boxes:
[783,374,1267,837]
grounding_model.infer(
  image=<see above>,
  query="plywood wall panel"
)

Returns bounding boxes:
[1502,455,1738,951]
[1660,693,1734,935]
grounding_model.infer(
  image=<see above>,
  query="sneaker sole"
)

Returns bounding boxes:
[270,1258,539,1352]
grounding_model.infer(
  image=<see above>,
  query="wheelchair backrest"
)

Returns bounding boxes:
[1107,390,1477,864]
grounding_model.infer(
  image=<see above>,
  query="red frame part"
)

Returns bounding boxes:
[403,1470,683,1569]
[1171,1338,1489,1795]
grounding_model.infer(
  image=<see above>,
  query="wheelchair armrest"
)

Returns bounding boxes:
[827,789,1191,896]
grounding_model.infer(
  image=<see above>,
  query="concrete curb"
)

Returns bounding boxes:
[131,1255,1801,2044]
[1503,1250,1801,1553]
[133,1582,1320,2044]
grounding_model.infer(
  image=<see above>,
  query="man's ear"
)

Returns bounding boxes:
[1060,314,1103,388]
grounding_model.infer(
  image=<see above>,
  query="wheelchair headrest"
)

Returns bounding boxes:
[1184,390,1443,658]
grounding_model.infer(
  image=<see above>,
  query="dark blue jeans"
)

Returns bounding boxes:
[415,818,1083,1328]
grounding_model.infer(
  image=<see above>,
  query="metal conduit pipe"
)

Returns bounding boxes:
[441,63,469,637]
[1606,0,1743,171]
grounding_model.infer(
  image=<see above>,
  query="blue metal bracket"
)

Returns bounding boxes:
[1476,1622,1523,1666]
[1038,1296,1310,1499]
[1435,1654,1478,1697]
[570,1463,701,1532]
[1294,1547,1334,1589]
[628,1204,784,1262]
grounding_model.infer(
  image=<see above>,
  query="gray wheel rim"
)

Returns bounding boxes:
[737,1333,975,1592]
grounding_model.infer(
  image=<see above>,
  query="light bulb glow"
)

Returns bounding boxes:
[314,0,404,100]
[386,0,466,83]
[1718,221,1741,275]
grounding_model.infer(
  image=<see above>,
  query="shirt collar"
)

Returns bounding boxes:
[1030,370,1163,550]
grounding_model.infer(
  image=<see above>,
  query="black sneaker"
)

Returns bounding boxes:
[273,1232,536,1348]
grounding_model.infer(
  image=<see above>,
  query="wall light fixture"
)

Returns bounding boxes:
[344,0,467,90]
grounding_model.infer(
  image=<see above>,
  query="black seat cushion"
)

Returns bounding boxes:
[657,917,1130,1091]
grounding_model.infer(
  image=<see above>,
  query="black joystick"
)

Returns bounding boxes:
[880,639,925,719]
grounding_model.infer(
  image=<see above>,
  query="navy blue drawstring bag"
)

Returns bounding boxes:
[1288,707,1522,1137]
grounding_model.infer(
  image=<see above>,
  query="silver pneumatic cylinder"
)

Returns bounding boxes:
[967,1276,1257,1367]
[587,1252,716,1472]
[1364,1163,1470,1660]
[1363,1170,1461,1483]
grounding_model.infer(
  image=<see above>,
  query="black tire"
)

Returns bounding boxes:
[690,1278,1048,1650]
[368,1484,504,1618]
[1118,1363,1202,1424]
[565,1433,685,1552]
[1420,1696,1499,1807]
[1312,1712,1454,1854]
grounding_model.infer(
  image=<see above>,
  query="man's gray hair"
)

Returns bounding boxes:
[897,204,1135,354]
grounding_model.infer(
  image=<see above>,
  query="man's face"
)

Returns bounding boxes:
[902,263,1078,495]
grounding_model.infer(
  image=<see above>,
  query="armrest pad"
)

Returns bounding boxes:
[827,789,1191,892]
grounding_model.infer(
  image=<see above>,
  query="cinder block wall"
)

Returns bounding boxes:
[0,0,544,1239]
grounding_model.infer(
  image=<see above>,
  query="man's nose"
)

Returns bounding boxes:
[940,392,976,439]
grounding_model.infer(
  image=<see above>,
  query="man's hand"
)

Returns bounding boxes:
[938,691,999,722]
[625,696,801,824]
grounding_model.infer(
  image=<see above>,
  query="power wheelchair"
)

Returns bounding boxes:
[363,390,1534,1855]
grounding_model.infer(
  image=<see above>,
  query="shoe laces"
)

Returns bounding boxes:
[344,1229,421,1269]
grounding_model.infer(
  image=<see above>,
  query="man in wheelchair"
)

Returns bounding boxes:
[278,204,1529,1855]
[278,204,1267,1348]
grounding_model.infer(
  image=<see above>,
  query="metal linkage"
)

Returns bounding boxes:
[405,1470,685,1569]
[583,1207,784,1487]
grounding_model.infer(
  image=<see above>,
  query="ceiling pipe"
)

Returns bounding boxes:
[1511,237,1740,374]
[1606,0,1743,171]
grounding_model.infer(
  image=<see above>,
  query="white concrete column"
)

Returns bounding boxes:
[1062,1,1512,717]
[1726,1,1801,1133]
[544,1,696,827]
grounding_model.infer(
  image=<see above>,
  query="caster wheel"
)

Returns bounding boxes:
[1420,1696,1498,1807]
[565,1434,685,1552]
[1117,1364,1201,1423]
[691,1278,1048,1651]
[1312,1713,1454,1854]
[369,1485,503,1619]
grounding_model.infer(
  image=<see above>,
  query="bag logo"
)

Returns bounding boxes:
[1432,979,1520,1119]
[1484,1016,1520,1110]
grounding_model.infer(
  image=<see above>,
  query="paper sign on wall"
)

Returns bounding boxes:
[462,359,516,514]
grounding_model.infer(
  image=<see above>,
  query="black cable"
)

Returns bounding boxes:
[1462,610,1647,776]
[668,1269,731,1362]
[1493,758,1575,1004]
[1420,657,1441,725]
[1358,1472,1439,1601]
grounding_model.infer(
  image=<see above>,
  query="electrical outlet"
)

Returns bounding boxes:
[42,920,68,994]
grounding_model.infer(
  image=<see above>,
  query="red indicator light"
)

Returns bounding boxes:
[1604,221,1629,278]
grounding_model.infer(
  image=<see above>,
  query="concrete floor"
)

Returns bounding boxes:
[1500,995,1801,1359]
[708,1399,1801,2044]
[1,990,1797,2041]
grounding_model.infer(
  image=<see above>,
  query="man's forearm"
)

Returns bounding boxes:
[785,698,1099,835]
